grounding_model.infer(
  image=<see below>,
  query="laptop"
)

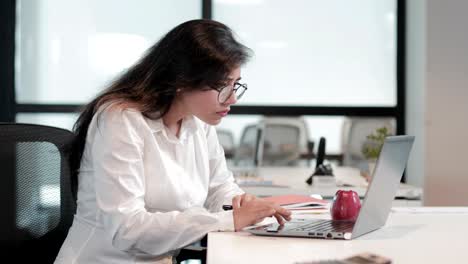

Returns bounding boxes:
[245,135,414,240]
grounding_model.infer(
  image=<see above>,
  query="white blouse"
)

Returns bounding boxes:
[55,105,244,264]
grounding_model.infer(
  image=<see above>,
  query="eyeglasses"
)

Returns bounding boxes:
[213,82,248,104]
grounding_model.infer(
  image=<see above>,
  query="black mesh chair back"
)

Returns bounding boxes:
[0,123,76,263]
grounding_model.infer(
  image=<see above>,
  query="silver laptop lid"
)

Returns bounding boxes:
[351,135,414,238]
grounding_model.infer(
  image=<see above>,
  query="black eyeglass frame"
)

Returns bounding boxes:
[212,82,248,104]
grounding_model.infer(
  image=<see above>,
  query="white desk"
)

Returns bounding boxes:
[234,166,422,200]
[207,210,468,264]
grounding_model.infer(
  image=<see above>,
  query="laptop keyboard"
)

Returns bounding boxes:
[291,219,354,233]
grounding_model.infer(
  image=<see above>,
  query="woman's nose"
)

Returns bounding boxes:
[224,91,237,105]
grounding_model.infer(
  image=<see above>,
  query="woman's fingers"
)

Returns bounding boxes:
[274,206,292,220]
[232,194,294,231]
[252,199,291,222]
[274,213,285,225]
[256,208,276,220]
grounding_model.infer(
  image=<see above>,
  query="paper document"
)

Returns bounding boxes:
[262,194,328,210]
[263,194,328,205]
[291,208,330,215]
[283,202,327,210]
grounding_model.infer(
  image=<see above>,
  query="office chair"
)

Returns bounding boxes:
[259,116,311,166]
[216,128,236,159]
[341,117,395,170]
[176,235,207,264]
[235,117,312,167]
[234,124,259,166]
[0,123,76,263]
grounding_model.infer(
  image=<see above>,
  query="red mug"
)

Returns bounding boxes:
[331,190,361,221]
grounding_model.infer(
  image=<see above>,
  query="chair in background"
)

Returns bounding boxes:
[341,117,395,170]
[0,123,76,263]
[216,128,236,159]
[235,116,312,167]
[260,116,311,166]
[234,124,260,167]
[176,235,207,264]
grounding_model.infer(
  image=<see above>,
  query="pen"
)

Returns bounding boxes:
[222,205,233,211]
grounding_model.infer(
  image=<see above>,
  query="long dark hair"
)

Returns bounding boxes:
[70,19,251,185]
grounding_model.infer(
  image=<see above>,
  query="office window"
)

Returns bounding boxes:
[214,0,397,107]
[303,116,345,154]
[15,0,201,104]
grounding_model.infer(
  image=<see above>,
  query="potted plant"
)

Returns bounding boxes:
[361,126,392,178]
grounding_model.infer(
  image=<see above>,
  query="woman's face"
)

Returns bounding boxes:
[179,67,241,125]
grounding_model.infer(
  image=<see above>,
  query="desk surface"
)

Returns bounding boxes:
[207,210,468,264]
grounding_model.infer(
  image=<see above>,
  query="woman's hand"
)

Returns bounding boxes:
[231,194,292,231]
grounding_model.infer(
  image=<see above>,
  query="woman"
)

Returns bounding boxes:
[55,19,291,263]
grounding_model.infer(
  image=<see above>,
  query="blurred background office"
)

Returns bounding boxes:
[1,0,467,208]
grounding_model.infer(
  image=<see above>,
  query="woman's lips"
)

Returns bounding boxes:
[216,110,230,117]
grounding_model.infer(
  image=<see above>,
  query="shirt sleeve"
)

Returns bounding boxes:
[203,125,244,214]
[90,107,237,256]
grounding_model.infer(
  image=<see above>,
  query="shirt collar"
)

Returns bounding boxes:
[147,118,164,133]
[182,115,200,135]
[146,114,200,136]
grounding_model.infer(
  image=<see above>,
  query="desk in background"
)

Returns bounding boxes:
[232,166,422,201]
[208,209,468,264]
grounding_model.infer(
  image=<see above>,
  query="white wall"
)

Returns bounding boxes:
[423,0,468,205]
[407,0,468,205]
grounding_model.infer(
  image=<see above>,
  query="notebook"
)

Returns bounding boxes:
[262,194,328,207]
[245,136,414,240]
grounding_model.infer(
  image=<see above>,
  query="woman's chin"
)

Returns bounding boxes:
[196,115,222,126]
[207,118,222,125]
